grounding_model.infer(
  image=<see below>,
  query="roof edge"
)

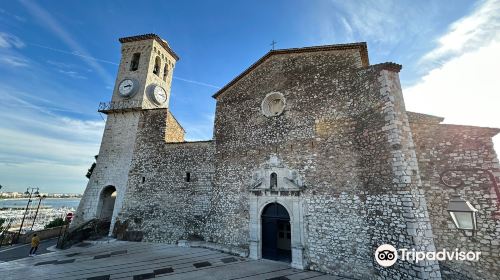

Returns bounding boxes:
[439,124,500,136]
[119,33,179,61]
[167,111,185,132]
[212,42,369,99]
[371,62,402,73]
[407,111,445,124]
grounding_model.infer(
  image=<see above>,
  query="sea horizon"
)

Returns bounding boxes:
[0,198,81,209]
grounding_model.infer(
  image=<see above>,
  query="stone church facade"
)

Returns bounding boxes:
[74,34,500,279]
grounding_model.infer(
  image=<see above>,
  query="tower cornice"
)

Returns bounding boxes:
[119,33,180,61]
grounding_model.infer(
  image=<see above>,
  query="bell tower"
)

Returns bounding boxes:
[99,34,179,113]
[74,34,181,234]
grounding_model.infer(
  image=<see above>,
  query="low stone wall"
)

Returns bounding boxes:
[19,226,66,244]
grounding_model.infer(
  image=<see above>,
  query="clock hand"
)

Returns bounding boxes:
[124,85,131,88]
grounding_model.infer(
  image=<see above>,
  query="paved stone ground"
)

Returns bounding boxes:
[0,241,345,280]
[0,238,58,262]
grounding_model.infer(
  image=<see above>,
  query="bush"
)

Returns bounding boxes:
[45,218,65,229]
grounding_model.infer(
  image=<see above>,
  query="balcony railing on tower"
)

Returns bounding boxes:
[98,100,142,113]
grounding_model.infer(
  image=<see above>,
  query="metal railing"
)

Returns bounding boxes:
[56,217,112,249]
[98,100,142,113]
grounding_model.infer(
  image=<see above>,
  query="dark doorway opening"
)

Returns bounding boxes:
[98,186,116,221]
[261,202,291,262]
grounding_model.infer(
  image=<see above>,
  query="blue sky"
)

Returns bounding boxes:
[0,0,499,194]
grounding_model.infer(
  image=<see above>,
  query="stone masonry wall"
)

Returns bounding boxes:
[117,109,214,243]
[166,111,185,142]
[76,37,500,279]
[73,112,140,228]
[113,38,175,110]
[410,116,500,280]
[206,50,441,279]
[372,70,441,279]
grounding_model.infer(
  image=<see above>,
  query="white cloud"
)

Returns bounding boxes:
[336,1,398,42]
[404,0,500,155]
[0,86,104,193]
[421,0,500,63]
[19,0,114,85]
[0,55,29,67]
[182,113,215,141]
[33,44,220,89]
[0,127,99,165]
[46,60,75,69]
[46,60,89,79]
[173,76,221,89]
[0,123,102,193]
[0,8,26,23]
[339,16,354,42]
[0,32,25,48]
[0,161,91,194]
[32,43,118,66]
[0,89,105,144]
[326,0,431,45]
[57,69,87,79]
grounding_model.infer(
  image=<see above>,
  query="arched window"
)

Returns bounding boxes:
[153,56,161,76]
[270,172,277,189]
[130,53,140,71]
[163,64,168,81]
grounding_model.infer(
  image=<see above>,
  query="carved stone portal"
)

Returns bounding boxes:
[249,155,305,193]
[248,155,305,269]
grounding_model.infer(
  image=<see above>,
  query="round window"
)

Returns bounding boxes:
[261,92,286,117]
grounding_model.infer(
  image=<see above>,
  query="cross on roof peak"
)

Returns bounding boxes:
[270,40,277,50]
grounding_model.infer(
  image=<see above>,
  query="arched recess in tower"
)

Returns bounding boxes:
[97,185,117,221]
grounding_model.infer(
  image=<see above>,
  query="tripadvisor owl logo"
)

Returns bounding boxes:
[375,244,398,267]
[375,244,481,267]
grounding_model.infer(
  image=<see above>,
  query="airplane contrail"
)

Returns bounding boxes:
[30,43,221,89]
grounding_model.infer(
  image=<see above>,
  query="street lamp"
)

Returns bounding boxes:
[30,194,47,231]
[447,194,478,233]
[439,168,500,236]
[14,187,39,244]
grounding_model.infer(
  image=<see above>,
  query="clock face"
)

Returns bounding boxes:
[118,79,136,98]
[152,86,167,105]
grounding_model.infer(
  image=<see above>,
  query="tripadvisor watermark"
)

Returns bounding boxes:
[375,244,481,267]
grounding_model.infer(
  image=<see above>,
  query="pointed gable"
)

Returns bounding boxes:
[212,42,369,99]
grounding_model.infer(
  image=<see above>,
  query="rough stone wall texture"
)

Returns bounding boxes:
[113,39,175,110]
[205,50,440,279]
[410,116,500,280]
[73,112,140,228]
[117,109,214,243]
[75,36,178,230]
[76,38,500,279]
[165,111,185,142]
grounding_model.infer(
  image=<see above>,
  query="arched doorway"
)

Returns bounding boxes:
[261,202,291,262]
[97,186,117,221]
